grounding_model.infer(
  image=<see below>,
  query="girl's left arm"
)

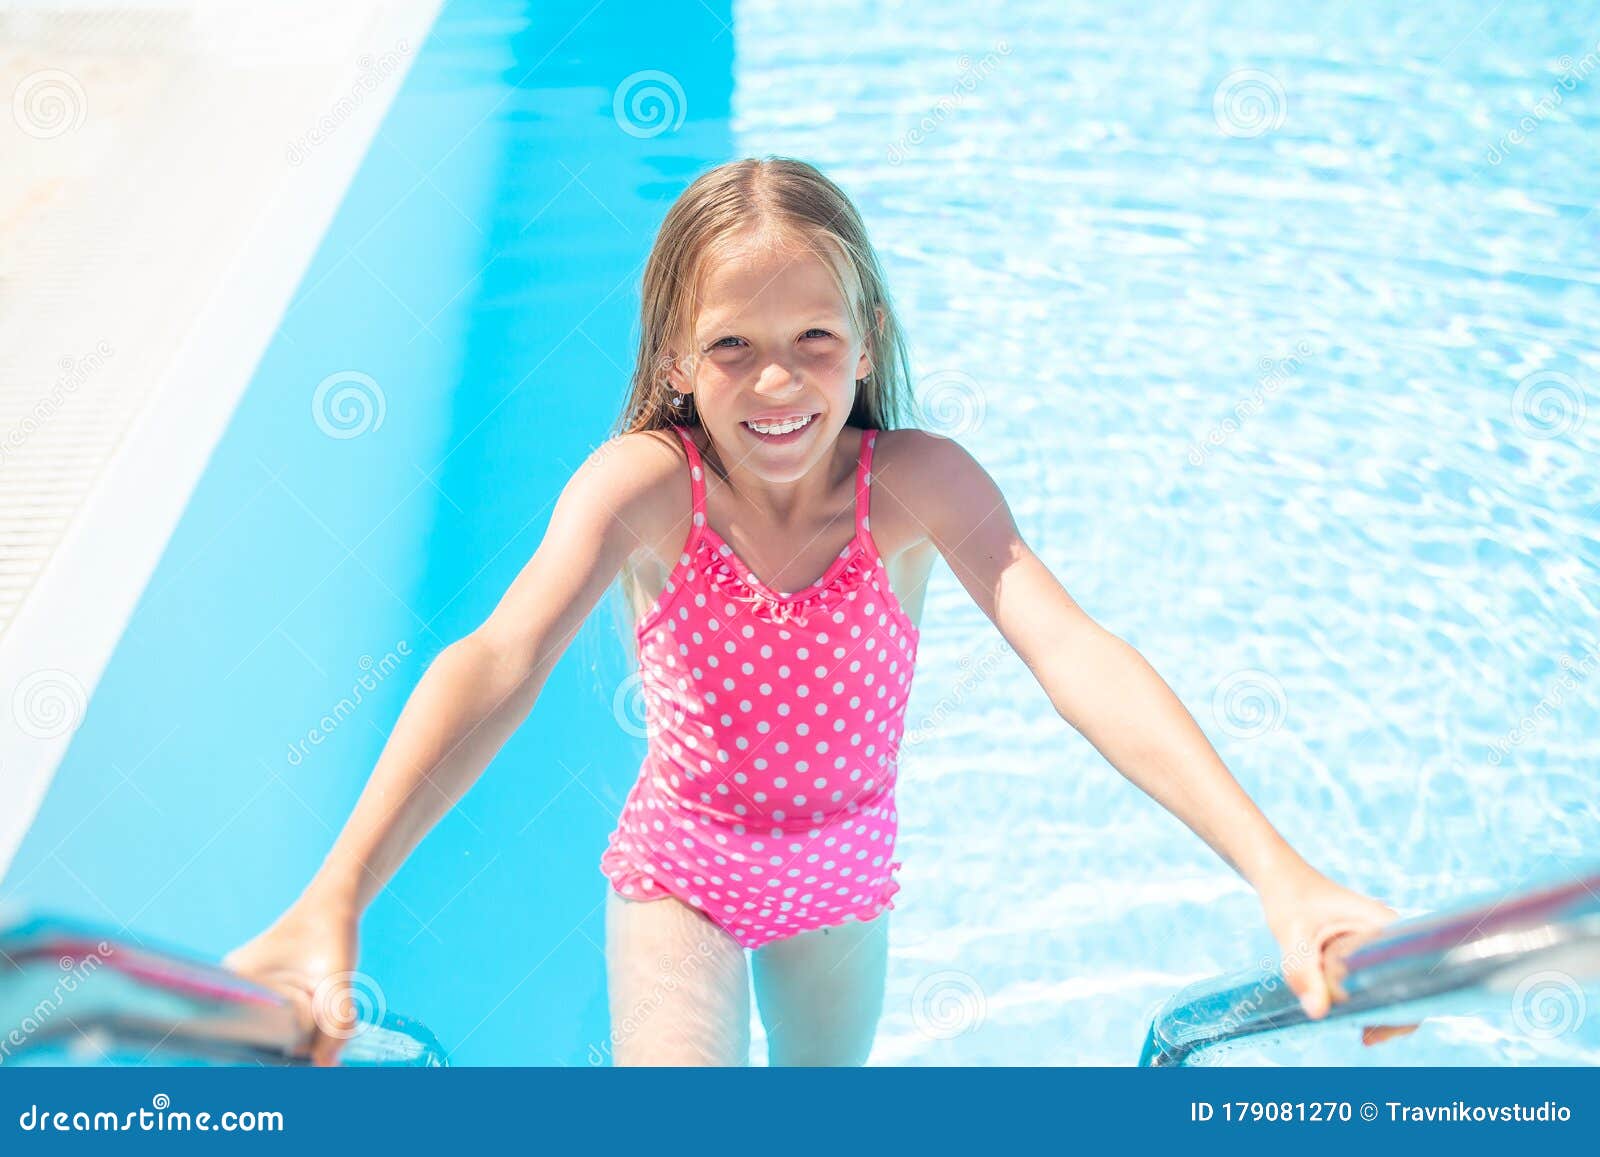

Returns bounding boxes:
[899,431,1406,1027]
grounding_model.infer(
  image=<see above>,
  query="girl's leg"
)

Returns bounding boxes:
[603,888,751,1066]
[750,910,889,1066]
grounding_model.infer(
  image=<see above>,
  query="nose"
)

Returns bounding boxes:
[753,358,802,397]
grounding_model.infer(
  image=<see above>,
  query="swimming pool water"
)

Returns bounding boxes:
[739,0,1597,1065]
[5,0,1597,1066]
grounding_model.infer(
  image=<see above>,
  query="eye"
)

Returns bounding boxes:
[801,328,834,340]
[707,336,745,350]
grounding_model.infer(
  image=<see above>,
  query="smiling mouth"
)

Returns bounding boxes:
[741,413,818,437]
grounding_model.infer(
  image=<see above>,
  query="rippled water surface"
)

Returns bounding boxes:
[732,0,1600,1064]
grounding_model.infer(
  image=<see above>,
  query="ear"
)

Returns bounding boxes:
[658,350,694,397]
[856,306,885,379]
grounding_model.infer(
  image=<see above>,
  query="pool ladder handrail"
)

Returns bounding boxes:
[1139,865,1600,1066]
[0,910,448,1067]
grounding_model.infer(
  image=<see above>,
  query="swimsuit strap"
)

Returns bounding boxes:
[670,424,708,529]
[855,428,877,538]
[674,422,875,542]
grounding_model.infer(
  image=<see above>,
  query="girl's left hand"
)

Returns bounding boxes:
[1259,870,1420,1047]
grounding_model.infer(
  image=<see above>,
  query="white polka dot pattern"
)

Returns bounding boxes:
[600,428,921,950]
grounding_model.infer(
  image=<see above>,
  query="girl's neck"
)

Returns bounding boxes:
[694,423,857,530]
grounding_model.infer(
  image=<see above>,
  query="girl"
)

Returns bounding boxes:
[225,156,1409,1066]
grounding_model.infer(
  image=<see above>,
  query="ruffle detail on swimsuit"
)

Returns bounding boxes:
[601,855,661,901]
[698,536,877,628]
[878,859,904,913]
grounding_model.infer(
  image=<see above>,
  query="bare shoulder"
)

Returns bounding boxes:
[572,427,684,489]
[468,429,691,664]
[868,427,1005,549]
[871,426,985,478]
[564,428,693,559]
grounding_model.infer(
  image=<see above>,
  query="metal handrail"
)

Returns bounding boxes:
[1139,865,1600,1066]
[0,910,447,1067]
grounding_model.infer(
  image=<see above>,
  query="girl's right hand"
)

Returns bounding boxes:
[221,897,363,1067]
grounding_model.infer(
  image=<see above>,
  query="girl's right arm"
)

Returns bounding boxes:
[223,433,669,1063]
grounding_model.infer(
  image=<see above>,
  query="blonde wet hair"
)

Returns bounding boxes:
[606,156,916,645]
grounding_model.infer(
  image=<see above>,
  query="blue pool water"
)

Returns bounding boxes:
[5,0,1598,1065]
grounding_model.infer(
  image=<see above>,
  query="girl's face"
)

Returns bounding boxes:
[674,240,872,481]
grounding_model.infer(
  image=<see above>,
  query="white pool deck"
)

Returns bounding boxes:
[0,1,442,878]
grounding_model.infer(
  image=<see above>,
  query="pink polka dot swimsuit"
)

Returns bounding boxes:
[601,424,920,950]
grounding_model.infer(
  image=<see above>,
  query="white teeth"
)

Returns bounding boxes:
[745,413,814,436]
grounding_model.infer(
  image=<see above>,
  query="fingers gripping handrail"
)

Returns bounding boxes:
[0,910,447,1067]
[1139,866,1600,1066]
